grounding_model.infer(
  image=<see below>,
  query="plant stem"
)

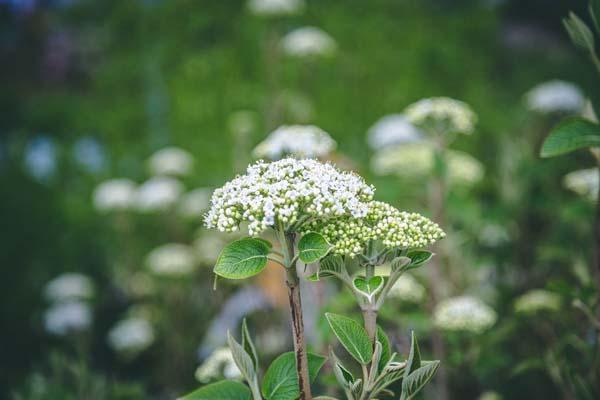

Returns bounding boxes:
[362,264,377,343]
[594,166,600,310]
[284,231,313,400]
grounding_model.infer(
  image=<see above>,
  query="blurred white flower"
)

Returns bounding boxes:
[367,114,423,150]
[525,80,584,114]
[24,136,57,182]
[281,27,337,58]
[145,243,196,276]
[72,137,106,174]
[434,296,497,333]
[514,289,561,315]
[147,146,193,177]
[195,347,241,383]
[44,301,92,335]
[386,274,426,303]
[44,273,94,303]
[93,178,137,212]
[108,317,154,354]
[135,176,183,212]
[247,0,304,16]
[563,168,598,201]
[371,143,484,186]
[178,188,212,218]
[404,97,476,135]
[253,125,336,160]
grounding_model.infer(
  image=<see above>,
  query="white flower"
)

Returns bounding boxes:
[367,114,423,150]
[253,125,336,160]
[563,168,598,201]
[178,188,212,218]
[387,274,426,303]
[147,147,193,177]
[525,80,584,114]
[205,158,374,236]
[434,296,497,333]
[135,177,183,212]
[44,301,92,335]
[281,27,337,58]
[247,0,304,16]
[44,273,94,303]
[372,143,484,186]
[404,97,476,135]
[514,289,561,314]
[145,243,196,276]
[93,179,137,212]
[195,347,241,383]
[108,317,154,354]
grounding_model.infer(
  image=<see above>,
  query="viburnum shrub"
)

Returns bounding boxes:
[180,158,444,400]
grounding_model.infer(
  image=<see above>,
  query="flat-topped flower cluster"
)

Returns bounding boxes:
[405,97,476,135]
[304,201,445,256]
[205,158,374,236]
[253,125,336,160]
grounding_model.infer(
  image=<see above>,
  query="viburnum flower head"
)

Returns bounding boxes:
[404,97,476,135]
[304,201,445,257]
[204,158,374,236]
[525,80,584,114]
[253,125,336,160]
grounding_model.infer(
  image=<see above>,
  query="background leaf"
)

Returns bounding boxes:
[178,380,251,400]
[214,238,270,279]
[261,352,326,400]
[540,117,600,158]
[326,313,373,365]
[563,12,596,52]
[298,232,331,264]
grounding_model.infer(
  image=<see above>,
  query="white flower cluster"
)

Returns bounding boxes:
[387,274,426,303]
[371,143,484,186]
[178,188,212,218]
[304,201,445,257]
[147,146,193,177]
[145,243,196,277]
[135,176,184,212]
[44,273,94,303]
[525,80,584,114]
[563,168,598,201]
[281,27,337,58]
[434,296,497,334]
[514,289,561,315]
[195,347,241,383]
[108,317,155,354]
[247,0,304,16]
[404,97,476,135]
[367,114,423,150]
[93,179,137,212]
[253,125,337,160]
[205,158,374,236]
[43,273,95,336]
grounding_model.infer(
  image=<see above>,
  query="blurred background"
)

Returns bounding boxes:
[1,0,599,399]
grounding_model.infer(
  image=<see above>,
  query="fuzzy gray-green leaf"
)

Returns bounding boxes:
[401,361,440,400]
[563,12,595,52]
[241,318,258,369]
[227,331,256,384]
[326,313,373,365]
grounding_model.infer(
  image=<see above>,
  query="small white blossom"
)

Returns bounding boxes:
[514,289,561,315]
[563,168,598,201]
[44,301,92,335]
[404,97,476,135]
[247,0,304,16]
[281,27,337,58]
[147,146,193,177]
[178,188,212,218]
[195,347,241,383]
[367,114,423,150]
[205,158,374,236]
[434,296,497,334]
[44,273,94,303]
[145,243,196,276]
[135,177,183,212]
[525,80,584,114]
[108,317,154,354]
[253,125,336,160]
[93,179,137,212]
[372,143,484,186]
[387,274,426,303]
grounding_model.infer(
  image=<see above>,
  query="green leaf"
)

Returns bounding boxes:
[563,12,595,52]
[314,397,340,400]
[406,250,433,269]
[214,238,271,279]
[390,256,411,273]
[329,348,355,389]
[261,352,326,400]
[227,331,256,384]
[404,331,421,379]
[540,117,600,158]
[178,380,251,400]
[376,326,391,373]
[401,361,440,400]
[241,319,258,370]
[352,276,384,301]
[325,313,373,365]
[308,254,344,281]
[298,232,332,264]
[590,0,600,32]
